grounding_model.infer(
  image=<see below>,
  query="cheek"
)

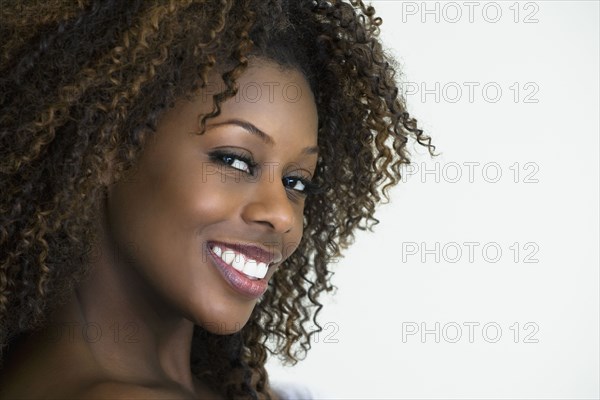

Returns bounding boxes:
[282,219,305,260]
[154,165,242,228]
[190,174,246,220]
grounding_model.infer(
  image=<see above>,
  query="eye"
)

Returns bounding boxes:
[282,176,321,196]
[227,157,250,173]
[209,150,256,174]
[284,177,305,192]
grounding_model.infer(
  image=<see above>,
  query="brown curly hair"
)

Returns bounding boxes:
[0,0,435,398]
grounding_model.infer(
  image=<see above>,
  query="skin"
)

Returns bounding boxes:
[0,59,318,399]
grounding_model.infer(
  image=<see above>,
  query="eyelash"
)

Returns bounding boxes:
[208,150,321,196]
[210,150,258,174]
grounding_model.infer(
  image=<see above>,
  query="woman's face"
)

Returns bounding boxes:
[105,61,318,334]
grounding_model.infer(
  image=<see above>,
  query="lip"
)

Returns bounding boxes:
[206,242,270,299]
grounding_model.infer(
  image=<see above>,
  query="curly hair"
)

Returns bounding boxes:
[0,0,435,398]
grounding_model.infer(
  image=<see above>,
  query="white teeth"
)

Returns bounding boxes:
[243,259,258,278]
[222,250,236,265]
[230,252,246,272]
[211,244,269,280]
[242,259,268,280]
[256,262,268,279]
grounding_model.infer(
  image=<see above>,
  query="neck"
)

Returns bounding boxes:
[48,201,197,393]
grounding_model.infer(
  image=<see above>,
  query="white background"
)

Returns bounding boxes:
[267,1,600,399]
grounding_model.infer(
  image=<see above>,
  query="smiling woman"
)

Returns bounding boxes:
[0,1,434,399]
[104,63,318,337]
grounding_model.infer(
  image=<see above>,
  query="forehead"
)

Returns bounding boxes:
[148,60,319,160]
[205,61,318,144]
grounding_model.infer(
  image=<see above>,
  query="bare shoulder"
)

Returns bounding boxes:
[73,380,196,400]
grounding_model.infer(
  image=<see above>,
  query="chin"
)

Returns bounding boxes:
[192,301,256,335]
[199,317,250,335]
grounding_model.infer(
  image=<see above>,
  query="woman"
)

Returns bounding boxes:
[0,1,435,399]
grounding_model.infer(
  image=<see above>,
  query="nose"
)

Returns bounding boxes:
[241,177,296,234]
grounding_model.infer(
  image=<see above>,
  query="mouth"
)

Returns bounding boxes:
[210,243,269,279]
[206,241,280,299]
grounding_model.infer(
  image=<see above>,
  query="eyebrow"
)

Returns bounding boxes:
[205,118,319,155]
